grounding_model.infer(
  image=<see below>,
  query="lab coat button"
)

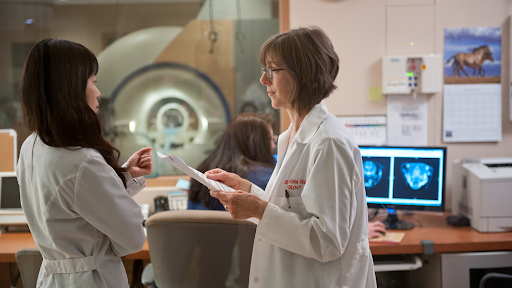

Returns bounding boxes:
[258,237,261,241]
[253,276,259,283]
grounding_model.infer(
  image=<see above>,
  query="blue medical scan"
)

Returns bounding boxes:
[363,161,385,188]
[400,162,433,190]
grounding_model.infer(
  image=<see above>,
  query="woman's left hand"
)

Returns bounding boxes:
[126,147,152,178]
[210,190,268,220]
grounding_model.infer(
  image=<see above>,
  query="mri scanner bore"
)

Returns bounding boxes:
[105,63,230,176]
[95,26,231,176]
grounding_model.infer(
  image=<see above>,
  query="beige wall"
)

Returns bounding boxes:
[289,0,512,210]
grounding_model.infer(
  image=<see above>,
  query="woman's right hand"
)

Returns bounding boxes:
[205,168,252,193]
[368,221,387,239]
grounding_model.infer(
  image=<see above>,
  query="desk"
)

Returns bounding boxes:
[1,213,512,263]
[370,212,512,255]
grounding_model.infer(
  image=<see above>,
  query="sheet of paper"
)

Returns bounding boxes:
[443,84,501,142]
[156,152,235,192]
[338,115,387,146]
[387,95,428,146]
[369,232,405,244]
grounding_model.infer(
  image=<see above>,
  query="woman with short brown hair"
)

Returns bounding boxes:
[207,26,376,288]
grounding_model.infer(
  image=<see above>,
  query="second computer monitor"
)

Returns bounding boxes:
[360,146,446,212]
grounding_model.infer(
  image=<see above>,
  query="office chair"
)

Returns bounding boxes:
[479,272,512,288]
[141,210,257,288]
[15,247,43,288]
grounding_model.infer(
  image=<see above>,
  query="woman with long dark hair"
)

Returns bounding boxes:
[17,38,152,288]
[188,113,275,210]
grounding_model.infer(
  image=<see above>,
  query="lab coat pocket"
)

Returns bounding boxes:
[71,270,108,288]
[277,196,311,218]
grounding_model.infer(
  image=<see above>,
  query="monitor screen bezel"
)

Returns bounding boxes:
[359,146,447,212]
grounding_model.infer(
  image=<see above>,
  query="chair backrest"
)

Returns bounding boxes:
[145,210,257,288]
[15,247,43,288]
[479,272,512,288]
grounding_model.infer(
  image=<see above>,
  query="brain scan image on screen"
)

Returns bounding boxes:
[393,157,440,201]
[363,161,385,188]
[362,157,391,198]
[400,162,433,190]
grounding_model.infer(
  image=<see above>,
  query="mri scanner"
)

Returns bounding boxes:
[96,0,277,176]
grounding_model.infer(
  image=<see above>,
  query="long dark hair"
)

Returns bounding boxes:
[20,39,128,186]
[189,113,275,209]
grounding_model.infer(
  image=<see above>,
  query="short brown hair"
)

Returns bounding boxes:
[259,27,339,115]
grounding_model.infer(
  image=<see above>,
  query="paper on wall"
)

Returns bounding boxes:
[443,84,501,142]
[338,115,387,146]
[156,152,235,192]
[387,95,428,146]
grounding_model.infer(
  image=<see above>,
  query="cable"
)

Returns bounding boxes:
[110,0,120,43]
[207,0,218,54]
[234,0,246,54]
[368,208,379,221]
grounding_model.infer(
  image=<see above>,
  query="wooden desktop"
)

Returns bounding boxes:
[1,212,512,263]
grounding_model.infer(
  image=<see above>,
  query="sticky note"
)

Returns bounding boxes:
[368,87,382,101]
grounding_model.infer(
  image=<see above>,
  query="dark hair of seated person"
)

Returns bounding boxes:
[188,113,275,210]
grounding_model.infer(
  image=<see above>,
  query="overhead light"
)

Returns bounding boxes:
[25,19,33,24]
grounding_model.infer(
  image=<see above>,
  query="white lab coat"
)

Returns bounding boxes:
[248,102,377,288]
[17,133,146,288]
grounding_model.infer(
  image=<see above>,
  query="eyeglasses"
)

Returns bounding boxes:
[261,67,284,79]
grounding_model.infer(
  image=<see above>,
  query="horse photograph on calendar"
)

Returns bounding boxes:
[444,27,501,84]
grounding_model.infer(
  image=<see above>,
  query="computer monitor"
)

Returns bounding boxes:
[0,175,21,209]
[0,172,25,224]
[359,146,446,229]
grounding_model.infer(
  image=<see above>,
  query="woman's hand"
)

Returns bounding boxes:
[126,147,152,178]
[210,190,268,220]
[205,168,252,192]
[368,221,387,239]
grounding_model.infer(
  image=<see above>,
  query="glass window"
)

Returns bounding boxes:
[0,0,279,176]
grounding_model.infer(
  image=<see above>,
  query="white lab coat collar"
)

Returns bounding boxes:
[293,101,329,144]
[272,101,328,181]
[276,101,329,161]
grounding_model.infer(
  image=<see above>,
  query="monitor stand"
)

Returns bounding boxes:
[381,213,415,230]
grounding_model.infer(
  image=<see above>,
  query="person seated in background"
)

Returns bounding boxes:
[188,113,276,211]
[185,113,275,287]
[368,221,387,238]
